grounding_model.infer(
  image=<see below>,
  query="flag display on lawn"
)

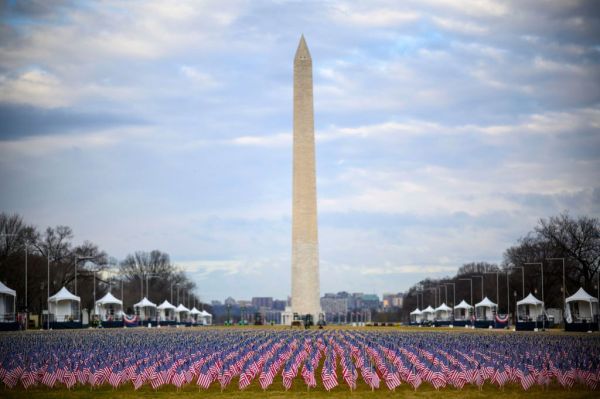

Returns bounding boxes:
[0,329,598,391]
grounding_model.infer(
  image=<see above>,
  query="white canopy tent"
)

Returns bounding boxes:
[175,304,190,322]
[48,287,80,322]
[516,293,544,321]
[434,303,453,321]
[410,308,422,323]
[566,288,599,323]
[95,292,123,321]
[475,297,497,321]
[0,281,16,322]
[157,300,176,321]
[421,305,435,321]
[454,300,473,320]
[189,307,201,323]
[200,309,213,325]
[133,297,157,321]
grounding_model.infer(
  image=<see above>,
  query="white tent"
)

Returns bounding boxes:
[189,307,201,323]
[434,303,453,321]
[200,309,213,325]
[133,297,157,321]
[157,300,176,321]
[48,287,80,322]
[453,300,472,320]
[175,304,190,322]
[410,308,422,323]
[0,281,16,322]
[516,293,544,321]
[475,297,497,320]
[95,292,123,321]
[566,287,599,322]
[421,305,435,321]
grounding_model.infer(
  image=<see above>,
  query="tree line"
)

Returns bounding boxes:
[0,212,208,316]
[400,212,600,320]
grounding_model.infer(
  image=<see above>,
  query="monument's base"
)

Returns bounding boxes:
[281,307,294,325]
[282,306,323,326]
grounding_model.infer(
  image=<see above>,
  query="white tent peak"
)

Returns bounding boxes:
[422,305,435,313]
[454,300,472,309]
[0,281,16,296]
[96,292,122,305]
[435,303,452,312]
[134,297,157,308]
[200,310,212,316]
[190,307,201,315]
[410,308,422,315]
[566,287,598,303]
[475,296,497,308]
[517,293,543,306]
[157,300,176,310]
[49,286,80,302]
[176,304,190,312]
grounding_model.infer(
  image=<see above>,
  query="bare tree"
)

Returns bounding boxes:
[0,212,31,260]
[536,212,600,290]
[119,250,198,307]
[457,262,499,276]
[120,250,175,280]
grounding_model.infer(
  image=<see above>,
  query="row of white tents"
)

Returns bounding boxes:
[0,283,212,326]
[133,296,213,324]
[59,287,212,324]
[410,288,599,324]
[411,297,498,323]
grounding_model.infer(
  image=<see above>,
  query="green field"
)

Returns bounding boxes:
[1,380,597,399]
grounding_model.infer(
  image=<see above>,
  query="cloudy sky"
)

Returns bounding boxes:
[1,0,599,302]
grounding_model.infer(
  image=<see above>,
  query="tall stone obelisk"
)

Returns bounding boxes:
[291,35,321,322]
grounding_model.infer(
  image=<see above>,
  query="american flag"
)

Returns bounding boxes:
[41,366,57,388]
[0,329,599,391]
[301,360,317,388]
[341,354,357,390]
[321,350,338,391]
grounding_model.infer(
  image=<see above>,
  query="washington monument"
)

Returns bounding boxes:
[291,35,321,322]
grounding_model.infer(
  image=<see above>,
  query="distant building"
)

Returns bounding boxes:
[320,296,348,322]
[224,297,236,306]
[211,300,222,306]
[237,300,252,308]
[272,299,287,311]
[361,294,380,310]
[252,297,273,309]
[383,293,403,310]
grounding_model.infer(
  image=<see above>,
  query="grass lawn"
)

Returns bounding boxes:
[1,380,597,399]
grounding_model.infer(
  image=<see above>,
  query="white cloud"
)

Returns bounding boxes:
[0,69,70,108]
[330,6,420,27]
[360,265,459,275]
[228,133,292,147]
[0,127,148,157]
[1,1,245,67]
[533,56,585,75]
[179,258,286,280]
[432,16,488,35]
[479,108,600,136]
[320,170,519,217]
[424,0,508,17]
[179,65,218,88]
